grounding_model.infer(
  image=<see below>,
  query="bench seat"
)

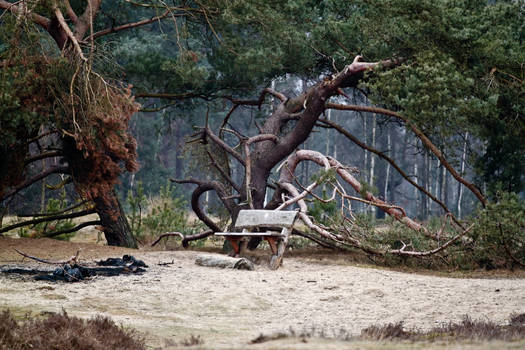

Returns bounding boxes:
[214,209,298,270]
[215,231,285,237]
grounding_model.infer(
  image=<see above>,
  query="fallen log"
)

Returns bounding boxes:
[195,254,254,271]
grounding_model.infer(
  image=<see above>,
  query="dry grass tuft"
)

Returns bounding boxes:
[360,322,410,340]
[251,314,525,345]
[180,334,204,346]
[360,315,525,342]
[0,309,145,350]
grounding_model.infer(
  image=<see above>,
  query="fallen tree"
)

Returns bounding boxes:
[164,55,484,258]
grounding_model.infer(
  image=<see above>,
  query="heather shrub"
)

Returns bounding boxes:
[0,310,144,350]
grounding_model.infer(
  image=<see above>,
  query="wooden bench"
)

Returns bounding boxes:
[215,210,298,270]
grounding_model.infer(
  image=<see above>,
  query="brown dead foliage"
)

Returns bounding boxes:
[0,309,145,350]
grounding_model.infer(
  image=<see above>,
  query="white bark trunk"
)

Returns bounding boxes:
[369,113,377,215]
[457,132,468,219]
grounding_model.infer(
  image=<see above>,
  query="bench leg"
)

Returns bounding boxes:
[269,238,287,270]
[239,239,248,256]
[226,237,242,257]
[265,237,278,255]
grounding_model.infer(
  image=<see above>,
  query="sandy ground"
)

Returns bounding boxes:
[1,237,525,349]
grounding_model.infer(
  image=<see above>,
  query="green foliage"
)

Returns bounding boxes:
[310,168,337,184]
[18,190,76,241]
[0,19,67,195]
[356,193,524,270]
[126,181,204,241]
[310,195,338,226]
[358,178,379,198]
[357,0,525,192]
[469,192,525,269]
[126,181,147,237]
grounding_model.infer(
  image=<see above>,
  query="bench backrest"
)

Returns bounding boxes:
[234,210,297,230]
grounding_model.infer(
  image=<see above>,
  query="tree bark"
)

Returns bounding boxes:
[93,191,137,248]
[62,135,137,248]
[195,254,254,270]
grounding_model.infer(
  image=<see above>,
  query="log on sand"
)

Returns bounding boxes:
[195,254,254,271]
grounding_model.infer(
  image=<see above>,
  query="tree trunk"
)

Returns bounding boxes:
[369,113,376,215]
[457,132,468,218]
[93,191,137,248]
[195,254,254,270]
[420,150,429,220]
[384,129,391,201]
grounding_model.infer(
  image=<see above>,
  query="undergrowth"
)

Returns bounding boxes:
[344,192,525,270]
[251,313,525,344]
[126,181,206,245]
[0,309,144,350]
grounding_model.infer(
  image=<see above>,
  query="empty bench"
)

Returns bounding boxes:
[215,210,298,270]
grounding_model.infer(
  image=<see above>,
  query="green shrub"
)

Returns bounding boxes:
[469,192,525,269]
[18,190,77,240]
[127,180,205,242]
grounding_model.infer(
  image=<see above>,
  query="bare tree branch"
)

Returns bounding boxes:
[0,208,95,234]
[85,10,170,41]
[326,102,487,206]
[0,0,51,30]
[151,231,184,247]
[52,4,86,61]
[205,150,242,194]
[171,179,231,231]
[278,150,426,232]
[244,134,279,208]
[1,166,70,202]
[203,127,246,166]
[151,230,214,248]
[24,151,62,165]
[388,224,474,256]
[64,0,78,23]
[17,200,89,218]
[73,0,102,40]
[43,220,101,238]
[14,247,82,265]
[319,117,463,228]
[291,228,342,250]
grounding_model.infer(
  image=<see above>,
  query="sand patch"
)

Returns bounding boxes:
[0,237,524,349]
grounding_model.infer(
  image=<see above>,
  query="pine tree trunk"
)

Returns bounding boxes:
[421,150,429,220]
[93,191,138,248]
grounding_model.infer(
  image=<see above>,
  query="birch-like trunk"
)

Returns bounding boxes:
[369,113,377,215]
[457,132,469,218]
